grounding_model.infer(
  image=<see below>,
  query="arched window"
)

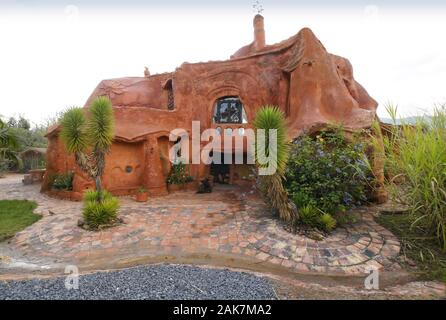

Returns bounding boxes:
[213,96,248,124]
[163,79,174,110]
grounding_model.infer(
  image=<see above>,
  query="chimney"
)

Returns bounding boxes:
[253,14,265,51]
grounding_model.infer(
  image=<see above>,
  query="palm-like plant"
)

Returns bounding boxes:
[253,106,289,174]
[253,106,295,222]
[60,96,114,201]
[0,119,20,171]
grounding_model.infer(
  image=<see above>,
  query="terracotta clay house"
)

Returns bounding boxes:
[43,15,380,200]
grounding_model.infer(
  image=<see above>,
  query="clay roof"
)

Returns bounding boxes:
[46,25,377,141]
[111,107,179,141]
[236,32,300,58]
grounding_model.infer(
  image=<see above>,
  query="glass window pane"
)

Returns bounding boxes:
[213,97,247,124]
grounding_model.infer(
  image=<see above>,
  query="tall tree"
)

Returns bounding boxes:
[60,96,115,201]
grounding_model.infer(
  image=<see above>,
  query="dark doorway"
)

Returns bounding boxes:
[211,162,230,184]
[210,152,230,184]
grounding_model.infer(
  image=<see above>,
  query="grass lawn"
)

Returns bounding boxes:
[377,214,446,283]
[0,200,41,242]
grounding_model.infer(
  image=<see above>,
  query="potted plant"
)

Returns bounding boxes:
[135,186,149,202]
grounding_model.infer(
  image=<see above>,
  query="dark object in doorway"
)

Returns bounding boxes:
[197,178,212,194]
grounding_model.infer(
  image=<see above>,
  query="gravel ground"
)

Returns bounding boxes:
[0,264,277,300]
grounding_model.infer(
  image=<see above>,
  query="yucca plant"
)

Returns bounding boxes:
[82,190,119,229]
[60,96,115,202]
[253,106,295,222]
[253,106,289,174]
[382,103,446,250]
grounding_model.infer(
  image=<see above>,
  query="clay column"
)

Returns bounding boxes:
[143,135,168,196]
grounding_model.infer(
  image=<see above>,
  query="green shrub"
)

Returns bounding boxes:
[166,162,193,185]
[295,205,337,233]
[291,191,317,210]
[383,104,446,250]
[285,128,371,216]
[82,190,119,229]
[319,213,337,232]
[83,189,113,202]
[52,172,73,190]
[0,119,20,172]
[298,205,320,227]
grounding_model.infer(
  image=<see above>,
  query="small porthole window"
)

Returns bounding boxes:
[215,127,222,135]
[225,128,233,136]
[125,165,133,173]
[238,128,245,136]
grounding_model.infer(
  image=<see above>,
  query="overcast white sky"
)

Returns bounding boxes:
[0,1,445,126]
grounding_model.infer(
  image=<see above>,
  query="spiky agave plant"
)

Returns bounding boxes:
[253,106,295,222]
[60,96,114,202]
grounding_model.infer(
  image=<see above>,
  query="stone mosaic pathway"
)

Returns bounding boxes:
[0,174,401,276]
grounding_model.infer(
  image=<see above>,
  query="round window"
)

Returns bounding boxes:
[225,128,233,136]
[125,165,133,173]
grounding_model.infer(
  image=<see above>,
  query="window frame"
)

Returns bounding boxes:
[213,96,247,124]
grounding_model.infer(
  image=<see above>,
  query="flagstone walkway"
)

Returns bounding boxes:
[0,174,401,276]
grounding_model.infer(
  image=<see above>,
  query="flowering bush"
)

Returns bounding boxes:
[285,129,371,220]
